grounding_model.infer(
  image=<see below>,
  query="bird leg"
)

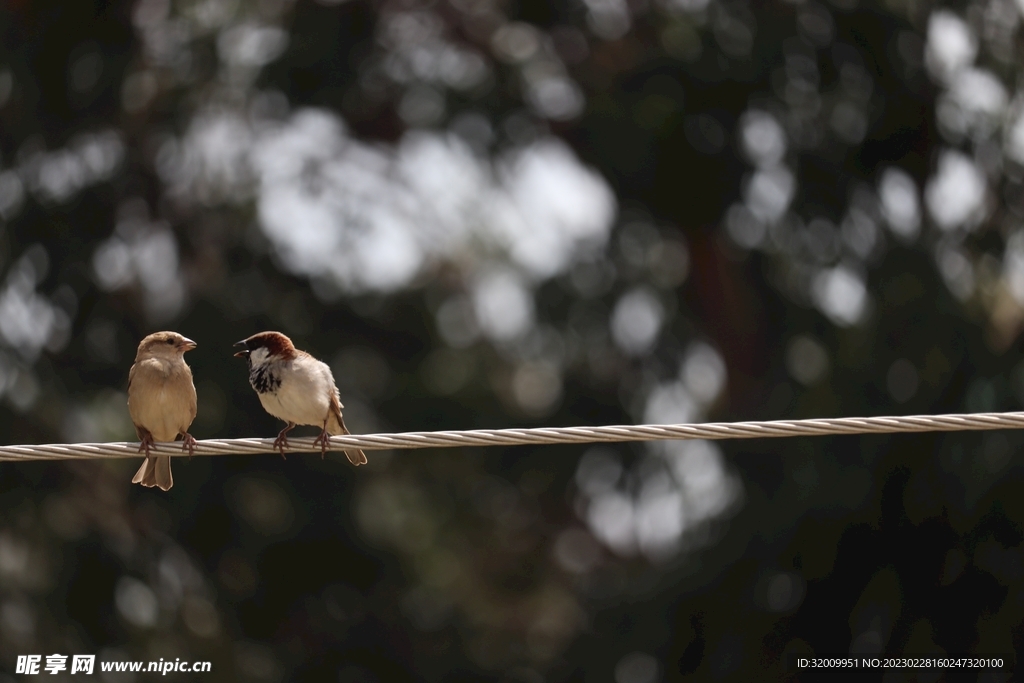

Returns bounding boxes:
[273,422,296,459]
[313,420,331,460]
[181,432,197,460]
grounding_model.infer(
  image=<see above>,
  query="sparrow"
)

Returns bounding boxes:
[127,331,198,491]
[233,331,367,466]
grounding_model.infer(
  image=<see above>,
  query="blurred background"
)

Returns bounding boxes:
[0,0,1022,679]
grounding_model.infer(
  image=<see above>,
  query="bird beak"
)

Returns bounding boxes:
[233,340,249,358]
[180,337,197,351]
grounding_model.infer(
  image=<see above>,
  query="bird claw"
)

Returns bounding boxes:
[273,432,290,460]
[137,433,154,458]
[181,433,197,461]
[273,423,297,460]
[313,430,330,460]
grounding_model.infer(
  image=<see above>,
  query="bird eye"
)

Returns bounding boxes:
[166,338,175,345]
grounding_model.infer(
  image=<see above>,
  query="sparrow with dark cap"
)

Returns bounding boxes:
[234,331,367,465]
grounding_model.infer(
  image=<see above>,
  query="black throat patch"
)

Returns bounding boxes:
[249,364,281,395]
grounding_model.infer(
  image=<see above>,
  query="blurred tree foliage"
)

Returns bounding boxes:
[0,0,1022,680]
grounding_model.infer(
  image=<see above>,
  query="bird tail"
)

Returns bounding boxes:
[132,455,174,491]
[327,400,367,466]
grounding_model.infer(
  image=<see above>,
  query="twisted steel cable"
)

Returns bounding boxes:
[3,411,1024,462]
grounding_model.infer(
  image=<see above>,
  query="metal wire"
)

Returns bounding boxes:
[2,411,1024,462]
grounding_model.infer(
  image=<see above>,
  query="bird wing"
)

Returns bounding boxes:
[183,363,198,429]
[327,388,346,435]
[327,386,367,465]
[126,361,147,441]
